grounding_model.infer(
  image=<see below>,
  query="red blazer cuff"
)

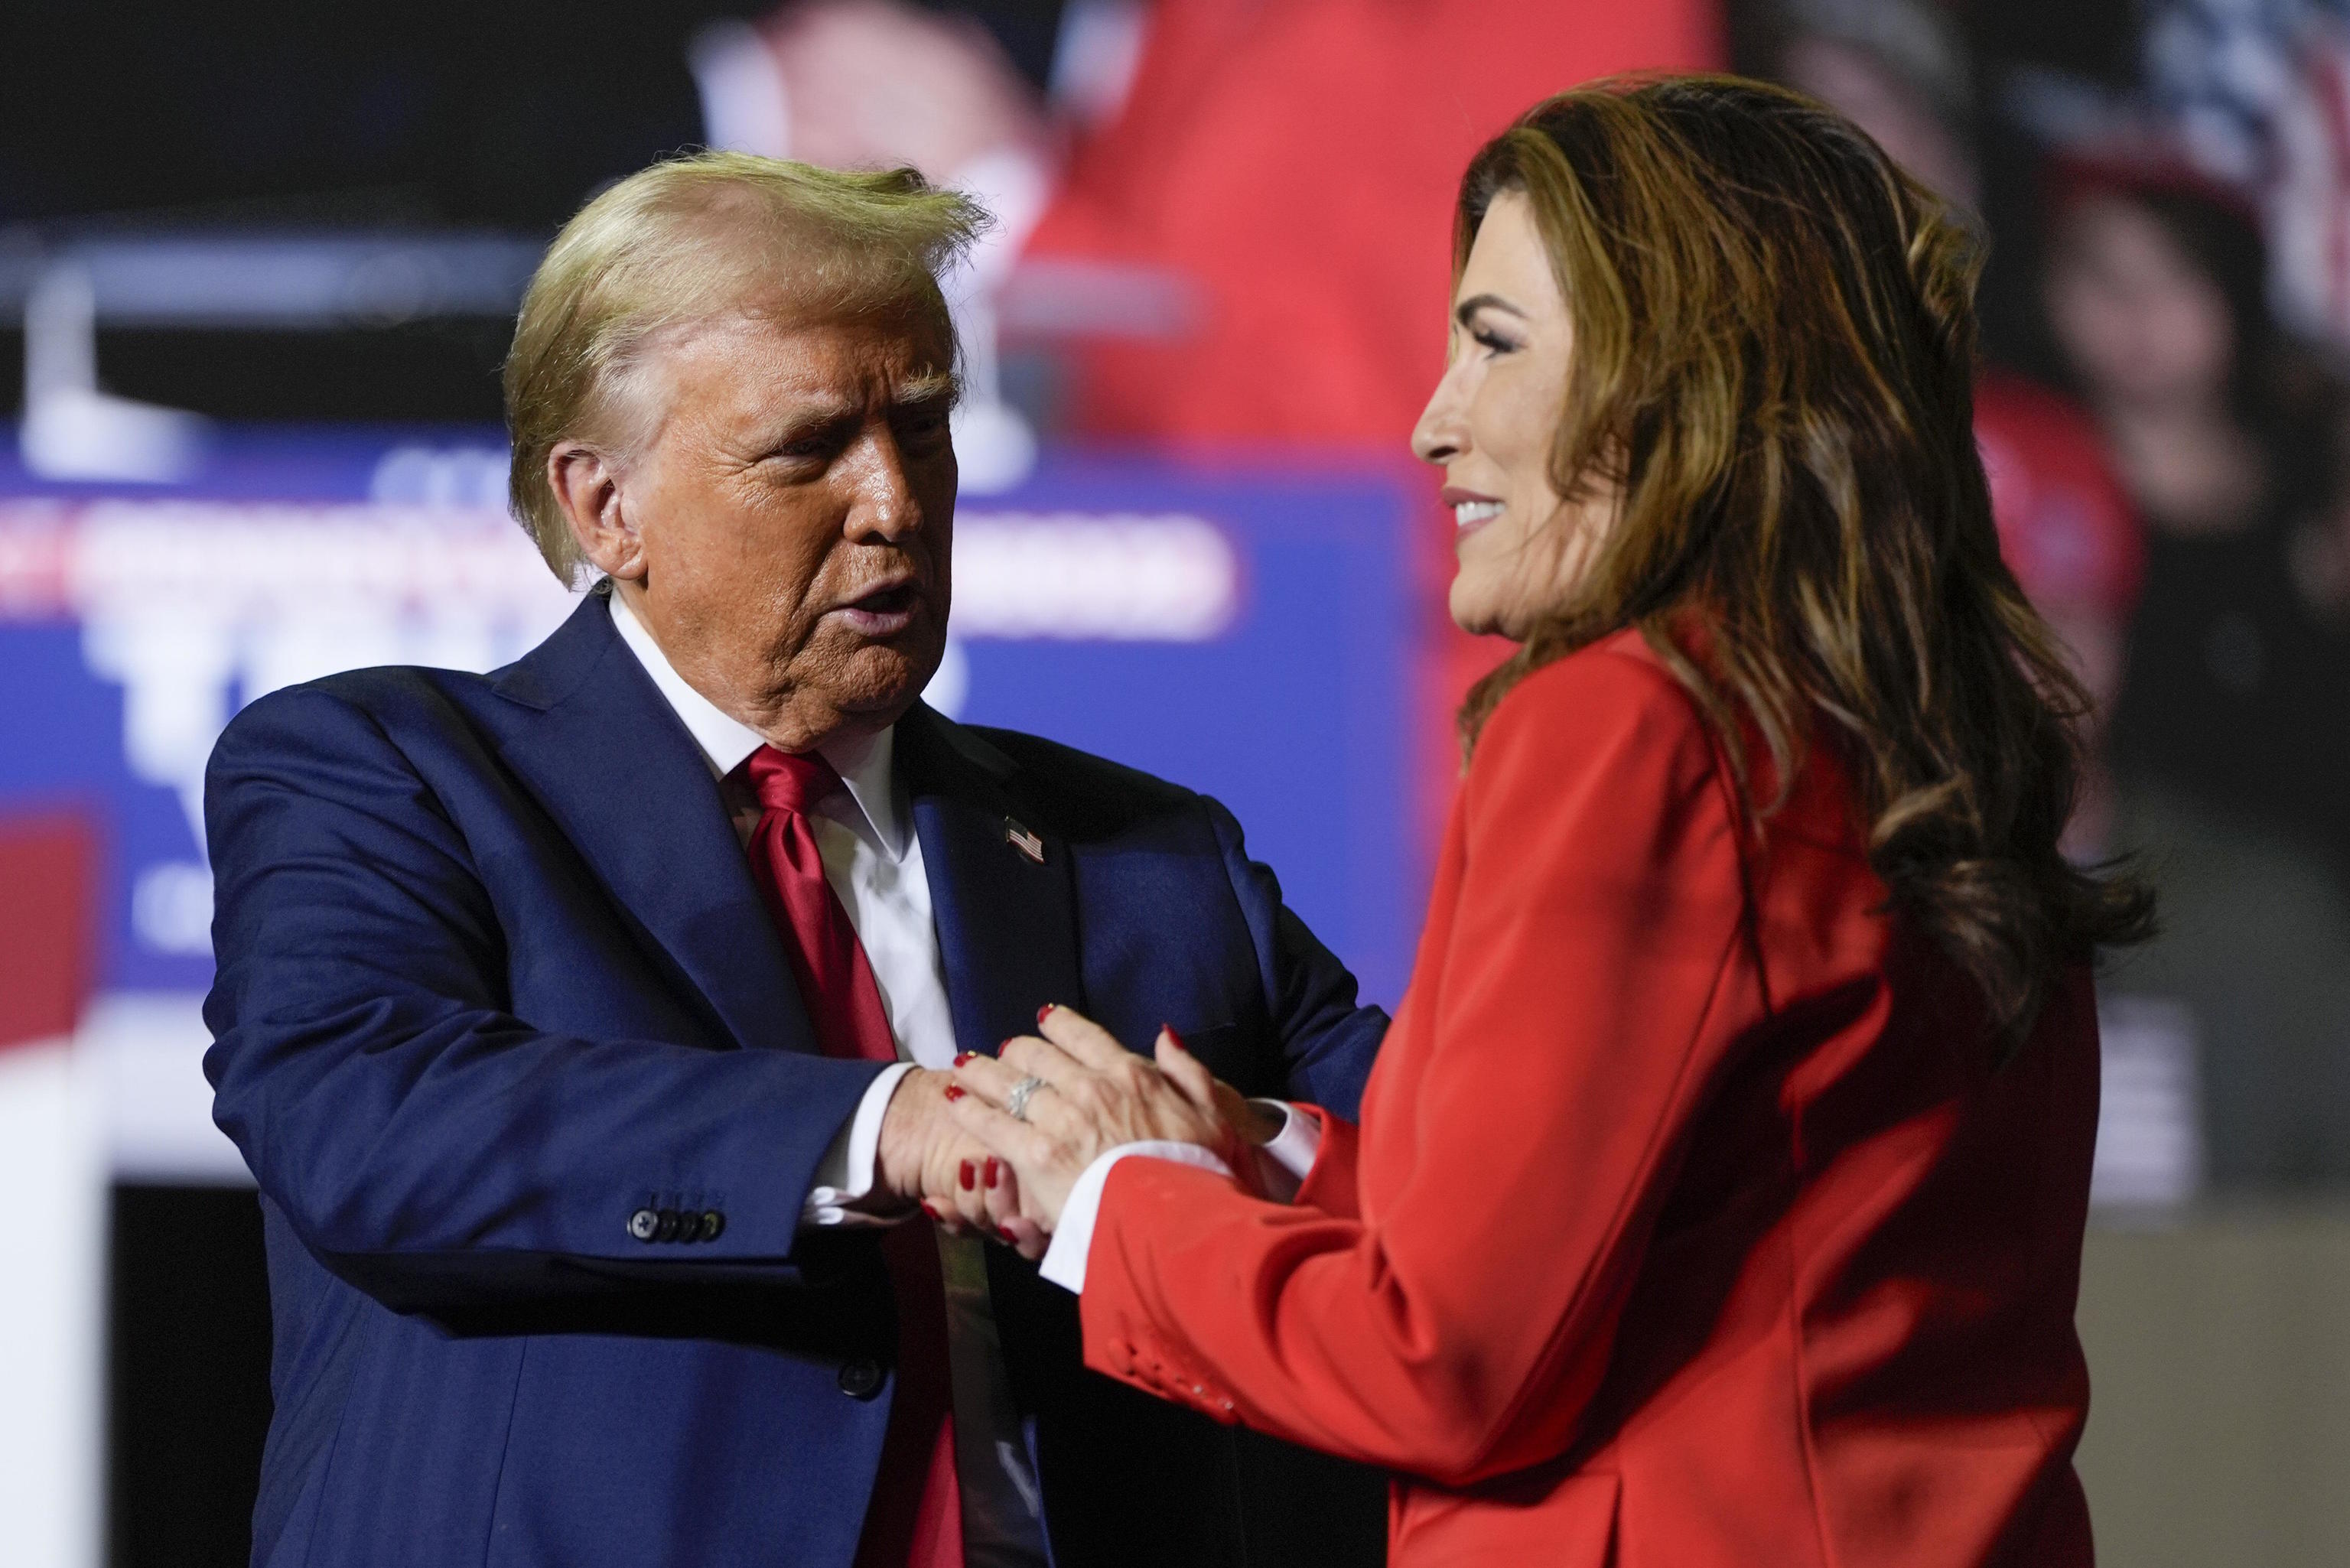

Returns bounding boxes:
[1294,1111,1362,1220]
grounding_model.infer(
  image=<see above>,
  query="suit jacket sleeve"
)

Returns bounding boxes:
[1203,795,1388,1119]
[202,685,887,1314]
[1076,650,1752,1486]
[1292,1114,1362,1222]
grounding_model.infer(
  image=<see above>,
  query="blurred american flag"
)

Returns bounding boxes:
[2148,0,2350,346]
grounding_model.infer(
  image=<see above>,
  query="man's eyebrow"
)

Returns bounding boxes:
[757,373,959,443]
[1453,292,1528,328]
[891,370,962,407]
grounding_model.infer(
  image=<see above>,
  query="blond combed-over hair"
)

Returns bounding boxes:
[503,151,988,584]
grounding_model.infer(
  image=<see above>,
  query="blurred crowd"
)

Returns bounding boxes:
[1751,0,2350,1196]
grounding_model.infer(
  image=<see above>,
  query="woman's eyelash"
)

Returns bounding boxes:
[1471,327,1519,353]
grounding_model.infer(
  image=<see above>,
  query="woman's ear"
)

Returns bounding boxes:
[548,441,646,583]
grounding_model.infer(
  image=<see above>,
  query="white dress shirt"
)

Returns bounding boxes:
[608,593,1047,1567]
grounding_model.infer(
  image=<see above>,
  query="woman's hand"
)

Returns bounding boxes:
[945,1006,1251,1254]
[875,1069,1036,1241]
[916,1136,1033,1244]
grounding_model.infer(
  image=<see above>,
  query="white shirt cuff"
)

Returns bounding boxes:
[1037,1141,1236,1294]
[803,1062,916,1228]
[1246,1099,1323,1202]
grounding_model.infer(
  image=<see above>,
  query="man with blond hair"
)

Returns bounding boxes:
[201,153,1385,1568]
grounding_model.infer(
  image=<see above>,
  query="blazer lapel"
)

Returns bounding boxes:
[898,704,1083,1058]
[487,592,817,1056]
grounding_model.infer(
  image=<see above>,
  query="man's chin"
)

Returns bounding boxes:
[829,638,945,720]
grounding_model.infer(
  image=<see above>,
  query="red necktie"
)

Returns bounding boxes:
[744,746,964,1568]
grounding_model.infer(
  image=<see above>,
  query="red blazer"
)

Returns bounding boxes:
[1078,629,2100,1567]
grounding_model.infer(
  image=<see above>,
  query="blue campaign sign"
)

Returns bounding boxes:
[0,428,1428,1017]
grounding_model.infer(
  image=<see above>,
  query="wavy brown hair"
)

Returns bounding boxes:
[1458,75,2153,1046]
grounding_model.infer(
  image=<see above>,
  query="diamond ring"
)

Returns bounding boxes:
[1004,1075,1051,1123]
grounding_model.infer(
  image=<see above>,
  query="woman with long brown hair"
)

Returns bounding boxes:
[946,76,2150,1566]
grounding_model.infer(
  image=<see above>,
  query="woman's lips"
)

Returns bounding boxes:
[1453,502,1505,545]
[1443,488,1505,541]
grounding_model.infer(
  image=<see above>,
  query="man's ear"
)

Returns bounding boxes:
[548,441,646,582]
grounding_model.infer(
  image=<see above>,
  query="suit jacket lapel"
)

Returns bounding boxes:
[487,591,817,1056]
[898,704,1083,1058]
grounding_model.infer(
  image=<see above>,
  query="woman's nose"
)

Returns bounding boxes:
[1412,366,1468,467]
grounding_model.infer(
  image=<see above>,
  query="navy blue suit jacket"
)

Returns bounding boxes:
[202,591,1389,1568]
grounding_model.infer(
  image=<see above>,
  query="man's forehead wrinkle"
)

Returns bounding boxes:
[726,320,949,391]
[639,304,961,467]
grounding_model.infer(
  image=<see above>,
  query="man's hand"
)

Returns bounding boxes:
[875,1068,1027,1241]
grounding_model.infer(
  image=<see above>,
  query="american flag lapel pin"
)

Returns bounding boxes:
[1004,817,1046,864]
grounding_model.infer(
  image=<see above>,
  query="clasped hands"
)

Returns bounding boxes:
[874,1006,1276,1261]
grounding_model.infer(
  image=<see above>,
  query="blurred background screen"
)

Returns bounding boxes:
[2,2,2347,1565]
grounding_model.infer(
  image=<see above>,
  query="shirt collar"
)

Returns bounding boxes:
[607,589,906,859]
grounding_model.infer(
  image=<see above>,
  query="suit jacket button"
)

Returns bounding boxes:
[653,1209,682,1242]
[698,1210,725,1242]
[838,1358,885,1400]
[628,1208,659,1242]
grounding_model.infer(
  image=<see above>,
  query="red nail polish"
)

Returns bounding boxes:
[1037,1004,1055,1026]
[953,1051,975,1067]
[997,1225,1017,1243]
[959,1160,975,1192]
[985,1157,1000,1188]
[1161,1023,1185,1049]
[921,1200,942,1219]
[943,1085,966,1102]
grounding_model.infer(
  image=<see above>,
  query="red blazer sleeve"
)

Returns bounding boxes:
[1077,646,1753,1485]
[1293,1113,1361,1220]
